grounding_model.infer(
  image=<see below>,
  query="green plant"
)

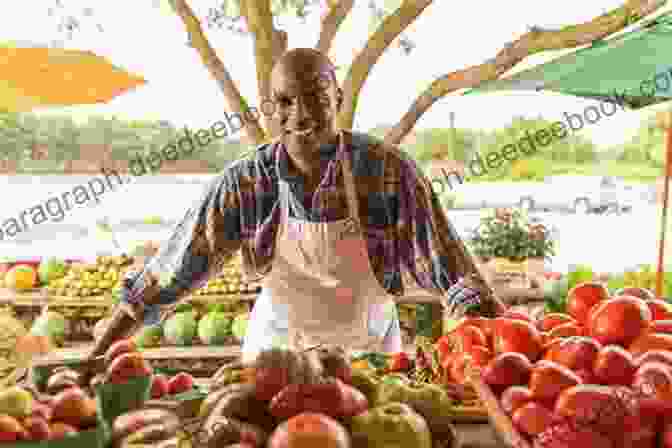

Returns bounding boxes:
[468,208,556,261]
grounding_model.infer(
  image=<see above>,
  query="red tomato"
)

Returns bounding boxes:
[566,282,610,324]
[614,287,656,301]
[450,325,487,354]
[646,299,672,321]
[512,402,556,436]
[588,296,652,346]
[450,354,473,385]
[529,361,582,402]
[492,318,543,362]
[544,336,602,372]
[535,423,614,448]
[593,345,636,385]
[630,333,672,357]
[500,386,534,415]
[635,350,672,368]
[483,352,533,389]
[503,310,533,323]
[449,317,492,340]
[632,362,672,400]
[538,313,577,332]
[440,352,457,371]
[554,384,624,432]
[648,320,672,334]
[547,322,583,340]
[467,345,493,367]
[435,336,453,361]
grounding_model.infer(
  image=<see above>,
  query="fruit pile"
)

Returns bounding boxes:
[193,255,261,295]
[438,282,672,447]
[0,383,98,442]
[180,347,460,448]
[46,255,133,298]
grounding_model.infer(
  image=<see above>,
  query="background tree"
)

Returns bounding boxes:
[44,0,666,147]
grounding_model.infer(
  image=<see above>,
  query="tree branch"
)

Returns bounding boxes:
[338,0,433,130]
[316,0,355,55]
[171,0,266,144]
[383,0,666,146]
[241,0,279,137]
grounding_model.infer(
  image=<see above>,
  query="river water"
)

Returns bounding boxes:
[0,175,666,274]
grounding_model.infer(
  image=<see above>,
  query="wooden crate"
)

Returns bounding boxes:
[469,371,531,448]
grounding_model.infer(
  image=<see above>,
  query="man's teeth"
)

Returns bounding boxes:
[294,128,314,136]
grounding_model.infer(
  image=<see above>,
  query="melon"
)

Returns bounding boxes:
[232,313,249,342]
[29,311,67,347]
[38,257,67,285]
[163,311,197,346]
[197,311,232,345]
[134,324,163,348]
[5,264,37,291]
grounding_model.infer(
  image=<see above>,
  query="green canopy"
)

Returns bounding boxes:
[465,13,672,109]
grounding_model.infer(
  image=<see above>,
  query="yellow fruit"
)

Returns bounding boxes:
[5,265,37,291]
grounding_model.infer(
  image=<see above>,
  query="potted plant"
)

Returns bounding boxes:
[468,208,556,286]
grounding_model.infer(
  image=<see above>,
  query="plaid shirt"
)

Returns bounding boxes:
[122,131,489,324]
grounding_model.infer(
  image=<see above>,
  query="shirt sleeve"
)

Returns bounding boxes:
[396,155,496,318]
[120,171,242,325]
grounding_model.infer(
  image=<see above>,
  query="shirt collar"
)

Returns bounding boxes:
[276,139,340,184]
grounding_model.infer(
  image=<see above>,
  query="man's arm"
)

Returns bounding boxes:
[122,174,243,324]
[91,172,244,356]
[394,152,506,319]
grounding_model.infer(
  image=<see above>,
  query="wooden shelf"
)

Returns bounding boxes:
[0,284,545,309]
[34,342,422,367]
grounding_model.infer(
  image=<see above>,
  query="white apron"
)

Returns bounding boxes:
[241,134,402,362]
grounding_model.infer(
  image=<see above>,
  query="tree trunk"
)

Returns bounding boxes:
[338,0,433,131]
[316,0,355,55]
[171,0,266,144]
[243,0,282,137]
[383,0,666,146]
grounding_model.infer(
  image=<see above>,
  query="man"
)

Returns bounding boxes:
[102,48,505,361]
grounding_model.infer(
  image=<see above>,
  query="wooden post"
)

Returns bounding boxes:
[656,111,672,297]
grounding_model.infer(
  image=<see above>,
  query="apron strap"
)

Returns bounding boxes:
[339,132,362,227]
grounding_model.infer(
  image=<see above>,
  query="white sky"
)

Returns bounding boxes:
[3,0,671,147]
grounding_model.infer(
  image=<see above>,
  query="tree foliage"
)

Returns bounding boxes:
[40,0,665,147]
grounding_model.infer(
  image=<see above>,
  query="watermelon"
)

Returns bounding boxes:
[163,311,197,346]
[30,311,67,347]
[232,313,249,342]
[38,257,67,285]
[197,312,232,345]
[134,324,163,348]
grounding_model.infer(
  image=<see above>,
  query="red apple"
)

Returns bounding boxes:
[31,402,53,421]
[107,352,152,384]
[167,372,194,395]
[23,416,51,441]
[151,374,170,398]
[104,339,137,366]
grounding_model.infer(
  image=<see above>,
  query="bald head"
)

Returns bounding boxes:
[271,48,337,88]
[270,48,342,157]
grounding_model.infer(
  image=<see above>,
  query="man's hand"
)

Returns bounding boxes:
[118,300,144,322]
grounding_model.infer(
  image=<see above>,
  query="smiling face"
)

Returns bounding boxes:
[270,49,342,160]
